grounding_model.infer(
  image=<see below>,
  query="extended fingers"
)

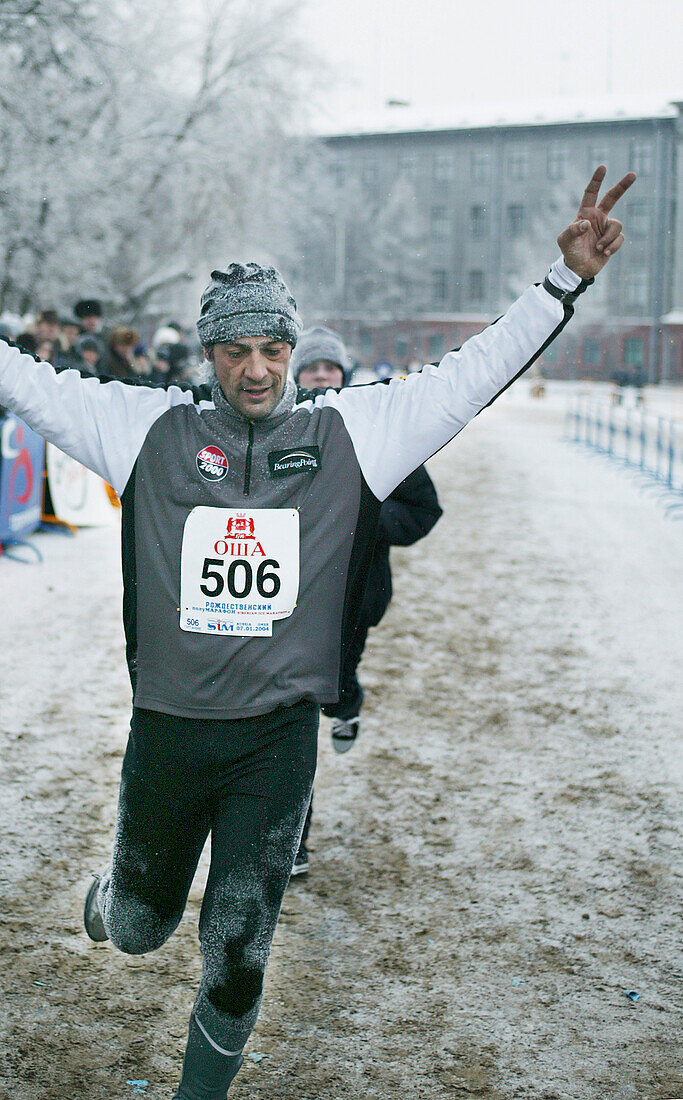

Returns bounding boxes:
[578,165,607,210]
[597,171,637,213]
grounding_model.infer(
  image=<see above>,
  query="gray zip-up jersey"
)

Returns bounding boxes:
[0,261,586,719]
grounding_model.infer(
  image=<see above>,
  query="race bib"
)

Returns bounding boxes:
[180,507,299,637]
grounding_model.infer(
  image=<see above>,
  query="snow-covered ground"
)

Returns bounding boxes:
[0,385,681,1099]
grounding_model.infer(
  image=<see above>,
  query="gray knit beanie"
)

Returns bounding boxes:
[196,263,302,348]
[290,326,353,384]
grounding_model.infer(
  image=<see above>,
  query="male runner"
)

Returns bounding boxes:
[0,167,633,1098]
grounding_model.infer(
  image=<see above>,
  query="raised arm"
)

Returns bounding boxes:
[0,340,211,495]
[322,167,635,501]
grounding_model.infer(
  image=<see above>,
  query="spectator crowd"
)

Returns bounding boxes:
[0,299,197,385]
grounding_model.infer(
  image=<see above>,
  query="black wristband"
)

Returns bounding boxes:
[543,274,594,305]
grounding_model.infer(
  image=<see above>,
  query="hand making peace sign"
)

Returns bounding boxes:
[557,165,637,280]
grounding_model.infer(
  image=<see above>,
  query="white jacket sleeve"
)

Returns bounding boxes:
[323,261,582,500]
[0,342,211,496]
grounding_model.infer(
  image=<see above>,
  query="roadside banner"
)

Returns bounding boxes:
[0,412,45,543]
[45,443,120,527]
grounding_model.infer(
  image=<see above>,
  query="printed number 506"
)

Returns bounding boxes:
[200,557,281,600]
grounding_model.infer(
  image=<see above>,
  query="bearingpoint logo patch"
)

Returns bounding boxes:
[268,446,320,478]
[196,445,229,482]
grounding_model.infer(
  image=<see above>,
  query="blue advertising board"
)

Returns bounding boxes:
[0,412,45,543]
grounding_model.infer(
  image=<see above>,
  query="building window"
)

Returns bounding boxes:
[434,152,455,183]
[624,337,644,367]
[428,334,444,360]
[506,203,525,238]
[507,149,528,180]
[359,328,373,356]
[583,337,601,365]
[432,269,447,303]
[398,150,417,177]
[331,159,345,187]
[361,161,379,189]
[469,204,488,239]
[627,199,650,239]
[626,271,649,309]
[471,150,491,182]
[430,205,449,241]
[548,146,568,180]
[630,140,653,176]
[469,270,485,301]
[588,145,608,171]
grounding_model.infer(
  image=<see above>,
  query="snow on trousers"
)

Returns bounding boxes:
[97,699,318,1052]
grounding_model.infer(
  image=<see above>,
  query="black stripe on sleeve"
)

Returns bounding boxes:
[336,475,382,701]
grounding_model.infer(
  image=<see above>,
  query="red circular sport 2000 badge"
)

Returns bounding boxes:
[196,445,229,482]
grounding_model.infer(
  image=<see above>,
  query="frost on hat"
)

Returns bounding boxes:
[196,263,302,348]
[290,326,352,383]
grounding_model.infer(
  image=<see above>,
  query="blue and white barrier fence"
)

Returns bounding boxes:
[564,396,683,498]
[0,411,45,545]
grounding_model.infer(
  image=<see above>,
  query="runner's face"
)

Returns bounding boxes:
[208,337,291,420]
[297,359,344,390]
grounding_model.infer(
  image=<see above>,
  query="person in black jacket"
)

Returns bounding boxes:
[291,326,442,873]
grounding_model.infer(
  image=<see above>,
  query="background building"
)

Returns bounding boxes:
[305,96,682,383]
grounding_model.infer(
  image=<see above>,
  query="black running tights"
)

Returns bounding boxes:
[98,699,318,1053]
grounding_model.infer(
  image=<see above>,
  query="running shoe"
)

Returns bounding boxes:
[83,874,109,942]
[291,842,309,876]
[330,716,360,754]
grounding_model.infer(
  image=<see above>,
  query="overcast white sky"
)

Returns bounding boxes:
[297,0,683,129]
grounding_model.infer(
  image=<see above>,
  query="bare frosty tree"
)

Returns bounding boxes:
[97,0,311,321]
[0,0,111,310]
[0,0,309,318]
[0,0,88,41]
[271,145,431,325]
[503,172,589,302]
[343,176,430,318]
